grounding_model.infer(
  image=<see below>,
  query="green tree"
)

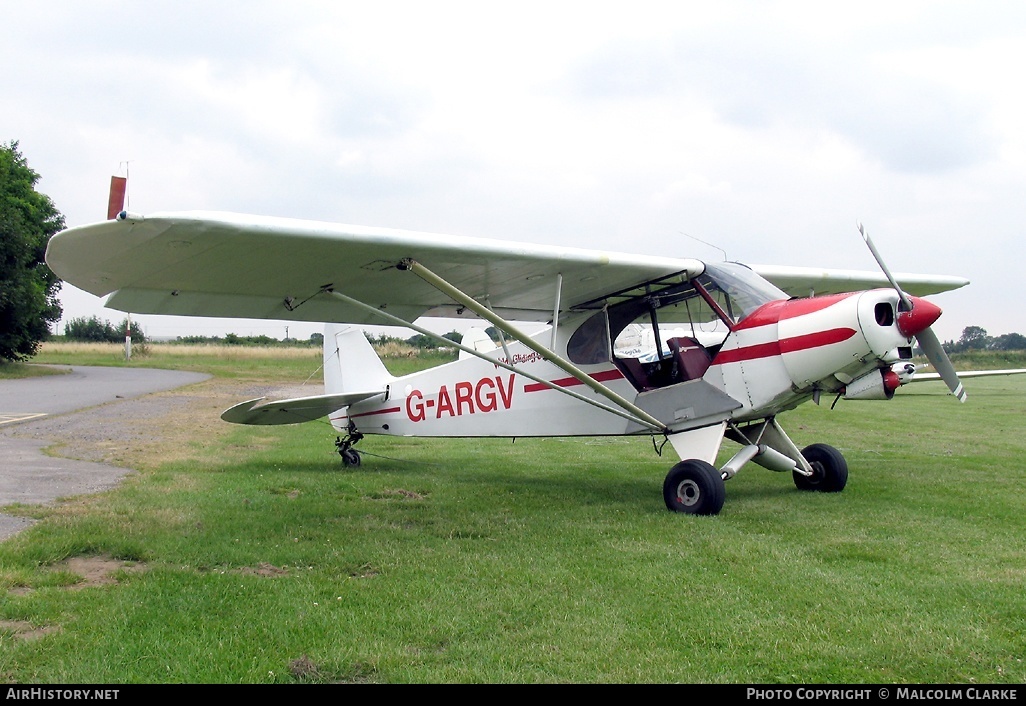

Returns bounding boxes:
[65,315,117,342]
[119,317,145,344]
[990,332,1026,351]
[64,315,145,343]
[0,141,64,361]
[406,333,439,349]
[957,325,990,352]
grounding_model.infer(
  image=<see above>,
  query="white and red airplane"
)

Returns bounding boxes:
[45,212,1021,515]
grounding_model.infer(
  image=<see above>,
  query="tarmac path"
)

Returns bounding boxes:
[0,366,211,540]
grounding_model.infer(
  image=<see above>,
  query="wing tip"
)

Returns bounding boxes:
[220,397,268,424]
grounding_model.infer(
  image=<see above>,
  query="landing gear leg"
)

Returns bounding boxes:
[335,424,364,468]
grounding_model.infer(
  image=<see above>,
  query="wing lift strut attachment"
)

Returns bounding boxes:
[319,261,668,434]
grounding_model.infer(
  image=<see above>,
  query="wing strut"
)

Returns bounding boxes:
[550,273,563,350]
[396,259,669,433]
[323,288,666,432]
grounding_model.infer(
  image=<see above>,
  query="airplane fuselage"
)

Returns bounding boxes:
[333,284,926,439]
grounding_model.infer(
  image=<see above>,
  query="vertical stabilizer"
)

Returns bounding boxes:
[323,324,395,395]
[458,326,497,360]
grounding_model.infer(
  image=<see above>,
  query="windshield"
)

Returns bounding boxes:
[702,261,787,320]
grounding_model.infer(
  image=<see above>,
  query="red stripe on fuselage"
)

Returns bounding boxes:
[734,292,858,331]
[712,328,857,365]
[350,406,402,418]
[523,368,624,393]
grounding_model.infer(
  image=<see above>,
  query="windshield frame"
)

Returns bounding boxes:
[701,261,788,321]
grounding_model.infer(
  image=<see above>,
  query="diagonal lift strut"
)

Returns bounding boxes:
[397,258,668,433]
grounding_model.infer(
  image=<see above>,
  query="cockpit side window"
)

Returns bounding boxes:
[565,308,612,366]
[566,262,785,390]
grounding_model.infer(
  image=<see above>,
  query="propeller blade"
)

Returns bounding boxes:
[856,222,965,403]
[916,326,967,403]
[857,222,913,311]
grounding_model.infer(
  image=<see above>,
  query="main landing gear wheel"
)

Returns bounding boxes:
[341,449,362,468]
[793,443,848,492]
[663,459,725,515]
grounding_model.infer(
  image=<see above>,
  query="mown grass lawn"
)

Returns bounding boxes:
[1,345,1024,683]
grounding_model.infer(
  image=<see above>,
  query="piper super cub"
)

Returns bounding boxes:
[46,212,1010,515]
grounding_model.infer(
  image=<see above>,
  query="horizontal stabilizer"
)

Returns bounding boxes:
[221,390,385,425]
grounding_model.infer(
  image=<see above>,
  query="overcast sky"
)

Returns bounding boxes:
[3,0,1024,342]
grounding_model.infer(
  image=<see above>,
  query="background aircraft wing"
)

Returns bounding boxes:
[908,369,1026,384]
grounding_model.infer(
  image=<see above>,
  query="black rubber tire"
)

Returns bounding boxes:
[793,443,848,492]
[663,459,726,515]
[341,449,362,468]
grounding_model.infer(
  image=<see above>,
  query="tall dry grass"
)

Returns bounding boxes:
[39,341,321,360]
[33,339,454,379]
[39,340,433,359]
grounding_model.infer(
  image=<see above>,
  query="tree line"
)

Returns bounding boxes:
[943,326,1026,353]
[63,322,1023,355]
[62,316,146,344]
[55,323,471,349]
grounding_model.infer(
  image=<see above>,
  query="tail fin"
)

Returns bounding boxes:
[458,326,497,360]
[323,324,395,395]
[220,325,392,426]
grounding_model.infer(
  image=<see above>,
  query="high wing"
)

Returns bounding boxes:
[46,211,692,324]
[46,211,969,325]
[750,264,969,299]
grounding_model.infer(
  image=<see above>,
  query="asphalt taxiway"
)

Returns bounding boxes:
[0,366,210,540]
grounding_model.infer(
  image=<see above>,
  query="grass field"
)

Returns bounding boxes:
[1,344,1025,683]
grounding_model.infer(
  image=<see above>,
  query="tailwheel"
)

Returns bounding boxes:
[793,443,848,492]
[335,426,364,468]
[663,459,725,515]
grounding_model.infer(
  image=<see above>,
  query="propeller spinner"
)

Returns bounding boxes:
[857,223,966,402]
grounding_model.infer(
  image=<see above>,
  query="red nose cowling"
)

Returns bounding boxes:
[896,297,942,338]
